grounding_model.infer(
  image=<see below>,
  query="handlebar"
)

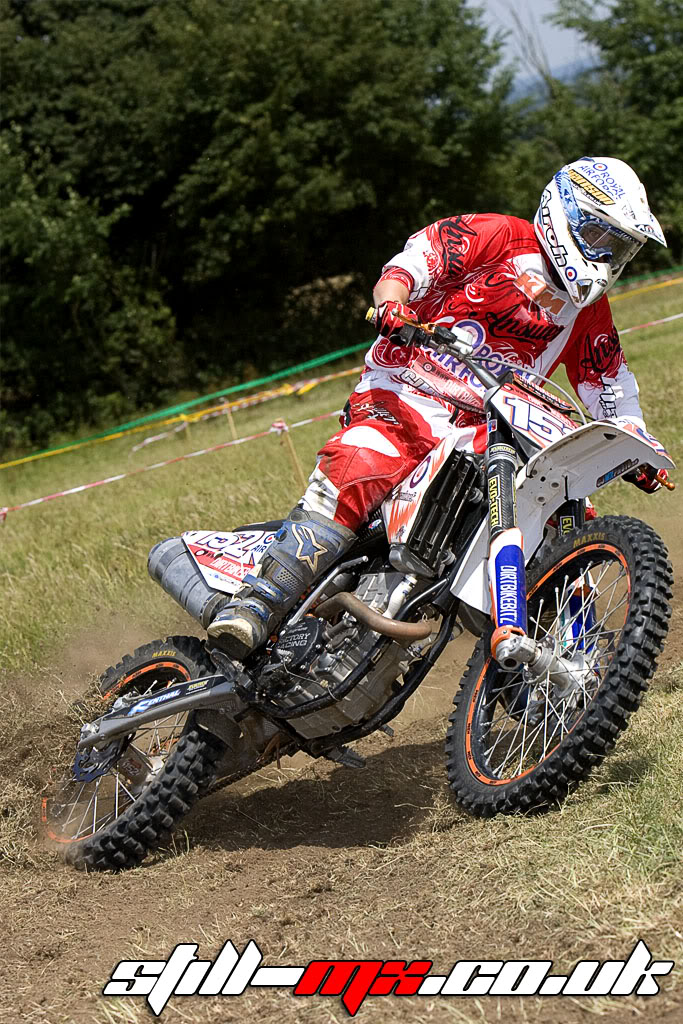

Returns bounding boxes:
[365,306,501,391]
[366,306,675,493]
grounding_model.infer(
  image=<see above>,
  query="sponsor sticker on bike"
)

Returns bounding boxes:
[184,529,277,591]
[596,457,640,488]
[126,689,182,716]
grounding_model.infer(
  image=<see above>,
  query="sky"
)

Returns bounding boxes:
[480,0,599,76]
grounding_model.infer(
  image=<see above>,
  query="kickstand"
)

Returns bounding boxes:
[262,733,282,770]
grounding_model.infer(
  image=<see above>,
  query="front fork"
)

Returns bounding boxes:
[485,410,590,679]
[485,412,528,658]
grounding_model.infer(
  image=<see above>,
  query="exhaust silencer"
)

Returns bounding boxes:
[148,537,228,629]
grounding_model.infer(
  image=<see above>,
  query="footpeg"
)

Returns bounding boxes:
[323,745,366,769]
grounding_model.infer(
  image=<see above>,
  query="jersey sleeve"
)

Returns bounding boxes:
[375,214,526,301]
[563,297,645,428]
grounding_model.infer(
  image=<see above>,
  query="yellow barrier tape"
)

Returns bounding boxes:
[294,365,362,397]
[6,279,678,471]
[0,420,176,469]
[0,379,332,470]
[610,276,683,302]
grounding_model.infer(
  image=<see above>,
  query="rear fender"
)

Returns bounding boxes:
[450,420,675,614]
[183,521,282,595]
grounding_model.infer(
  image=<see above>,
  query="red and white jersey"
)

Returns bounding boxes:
[365,214,645,427]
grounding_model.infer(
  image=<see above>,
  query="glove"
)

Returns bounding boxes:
[624,465,665,493]
[374,301,416,339]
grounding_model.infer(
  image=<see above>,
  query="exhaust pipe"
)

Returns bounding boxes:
[148,537,228,629]
[315,592,433,641]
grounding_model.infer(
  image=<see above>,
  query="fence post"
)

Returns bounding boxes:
[271,420,307,493]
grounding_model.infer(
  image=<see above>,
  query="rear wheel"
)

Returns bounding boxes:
[445,516,673,816]
[42,636,224,870]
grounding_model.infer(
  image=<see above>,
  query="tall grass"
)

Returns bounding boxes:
[1,285,682,1023]
[1,286,681,676]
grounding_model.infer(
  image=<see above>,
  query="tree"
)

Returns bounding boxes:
[553,0,683,263]
[0,0,516,451]
[0,125,177,449]
[497,0,682,265]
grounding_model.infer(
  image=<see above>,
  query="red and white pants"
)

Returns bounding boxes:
[300,370,487,531]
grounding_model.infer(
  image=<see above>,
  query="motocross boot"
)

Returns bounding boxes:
[207,507,355,659]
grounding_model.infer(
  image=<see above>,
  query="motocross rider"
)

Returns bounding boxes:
[208,156,668,658]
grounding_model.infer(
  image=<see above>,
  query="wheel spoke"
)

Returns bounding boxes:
[476,552,632,782]
[45,678,190,843]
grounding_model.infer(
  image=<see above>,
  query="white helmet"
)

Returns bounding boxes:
[534,156,667,308]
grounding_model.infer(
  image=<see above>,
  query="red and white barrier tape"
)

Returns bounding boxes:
[131,421,189,452]
[1,410,343,520]
[128,366,363,452]
[619,311,683,335]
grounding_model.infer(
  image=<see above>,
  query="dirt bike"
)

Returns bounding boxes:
[43,314,675,871]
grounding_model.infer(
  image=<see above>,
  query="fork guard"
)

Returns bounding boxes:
[450,419,675,615]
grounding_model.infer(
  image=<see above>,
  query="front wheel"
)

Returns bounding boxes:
[42,636,225,870]
[445,516,673,817]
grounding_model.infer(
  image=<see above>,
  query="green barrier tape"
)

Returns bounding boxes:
[9,341,369,463]
[7,262,683,467]
[613,262,683,289]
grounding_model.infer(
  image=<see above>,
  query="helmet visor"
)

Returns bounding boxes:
[576,218,643,271]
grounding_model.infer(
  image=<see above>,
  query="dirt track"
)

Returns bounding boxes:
[3,514,682,1024]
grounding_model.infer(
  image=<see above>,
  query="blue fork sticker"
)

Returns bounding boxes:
[494,544,527,631]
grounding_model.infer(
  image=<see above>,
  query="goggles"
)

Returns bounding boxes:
[575,218,643,270]
[555,168,643,271]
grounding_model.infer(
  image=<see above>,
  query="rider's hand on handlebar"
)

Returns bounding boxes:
[374,301,416,340]
[624,465,666,494]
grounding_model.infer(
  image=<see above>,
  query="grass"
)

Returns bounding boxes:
[0,284,681,675]
[0,282,682,1023]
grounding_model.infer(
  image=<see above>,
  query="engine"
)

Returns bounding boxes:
[261,572,435,739]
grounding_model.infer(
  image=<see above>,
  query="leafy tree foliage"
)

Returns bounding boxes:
[1,0,680,453]
[500,0,682,265]
[553,0,683,261]
[1,0,514,449]
[0,124,178,448]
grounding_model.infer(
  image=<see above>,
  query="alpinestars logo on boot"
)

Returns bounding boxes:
[103,938,674,1016]
[292,523,328,572]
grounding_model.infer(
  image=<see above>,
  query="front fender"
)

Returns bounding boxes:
[450,420,675,614]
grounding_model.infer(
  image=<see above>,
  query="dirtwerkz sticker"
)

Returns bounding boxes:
[597,458,640,488]
[103,938,674,1016]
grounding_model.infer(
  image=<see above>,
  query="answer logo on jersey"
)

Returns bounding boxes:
[370,338,411,369]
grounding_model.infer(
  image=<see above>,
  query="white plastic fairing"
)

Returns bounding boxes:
[450,420,675,613]
[382,433,458,543]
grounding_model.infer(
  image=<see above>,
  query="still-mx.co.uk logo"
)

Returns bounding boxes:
[103,938,674,1016]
